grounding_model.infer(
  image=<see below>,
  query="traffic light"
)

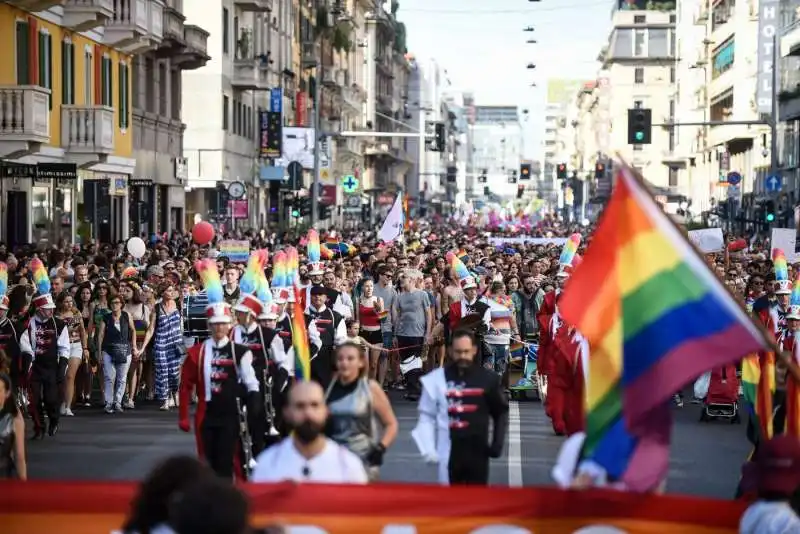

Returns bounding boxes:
[517,183,525,199]
[520,163,531,180]
[291,197,311,218]
[765,200,776,223]
[214,183,230,214]
[556,163,567,180]
[627,108,652,145]
[594,162,606,180]
[478,169,487,183]
[434,122,445,152]
[483,186,490,195]
[318,204,332,220]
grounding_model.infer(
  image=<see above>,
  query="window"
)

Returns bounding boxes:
[634,29,646,57]
[668,168,679,187]
[118,61,129,129]
[170,68,180,119]
[84,48,93,105]
[634,67,644,84]
[222,95,229,130]
[222,7,230,55]
[16,21,30,85]
[158,61,167,116]
[101,55,112,106]
[670,66,675,83]
[712,38,735,79]
[61,39,75,105]
[633,15,646,23]
[145,57,155,112]
[38,30,52,109]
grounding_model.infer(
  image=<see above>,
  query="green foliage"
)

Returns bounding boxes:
[391,1,399,15]
[332,25,351,53]
[393,22,407,54]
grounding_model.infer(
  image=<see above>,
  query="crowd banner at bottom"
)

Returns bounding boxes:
[1,481,746,534]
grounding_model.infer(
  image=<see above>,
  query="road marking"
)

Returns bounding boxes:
[508,401,523,487]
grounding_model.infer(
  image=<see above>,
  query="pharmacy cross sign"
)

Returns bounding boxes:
[342,175,359,194]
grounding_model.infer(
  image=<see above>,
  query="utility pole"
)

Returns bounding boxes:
[311,57,322,229]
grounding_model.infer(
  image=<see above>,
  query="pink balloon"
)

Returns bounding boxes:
[192,221,215,245]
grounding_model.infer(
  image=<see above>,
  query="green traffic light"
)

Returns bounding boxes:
[767,213,775,222]
[291,210,300,217]
[634,131,644,142]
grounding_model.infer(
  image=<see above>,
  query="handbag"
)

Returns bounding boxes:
[107,341,131,365]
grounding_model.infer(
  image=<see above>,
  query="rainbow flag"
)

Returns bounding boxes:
[741,351,775,439]
[510,342,525,362]
[291,285,311,381]
[559,164,769,491]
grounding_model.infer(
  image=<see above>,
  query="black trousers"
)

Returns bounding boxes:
[448,439,490,485]
[29,367,59,431]
[311,346,334,390]
[200,419,239,480]
[397,336,423,397]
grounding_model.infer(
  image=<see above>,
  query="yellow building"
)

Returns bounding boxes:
[0,1,148,246]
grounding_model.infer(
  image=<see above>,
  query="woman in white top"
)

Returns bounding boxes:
[251,381,367,484]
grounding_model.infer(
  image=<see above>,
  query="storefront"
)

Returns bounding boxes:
[79,172,130,244]
[0,161,77,248]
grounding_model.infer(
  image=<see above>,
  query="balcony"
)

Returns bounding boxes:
[376,94,391,113]
[341,84,362,113]
[661,149,688,168]
[0,86,50,159]
[3,0,62,11]
[782,16,800,58]
[61,105,115,165]
[375,55,392,77]
[321,68,341,88]
[234,0,271,12]
[154,0,185,57]
[106,0,163,54]
[365,141,391,157]
[176,25,211,71]
[232,30,270,90]
[301,41,320,69]
[62,0,114,31]
[335,135,362,158]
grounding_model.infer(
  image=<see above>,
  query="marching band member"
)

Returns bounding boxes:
[304,230,350,318]
[537,234,581,436]
[412,329,508,485]
[0,264,22,390]
[306,286,346,389]
[19,259,70,439]
[179,259,260,480]
[232,250,271,456]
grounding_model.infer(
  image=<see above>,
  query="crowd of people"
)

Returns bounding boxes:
[4,216,800,533]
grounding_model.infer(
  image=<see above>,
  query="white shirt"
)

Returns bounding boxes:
[740,501,800,534]
[250,438,368,484]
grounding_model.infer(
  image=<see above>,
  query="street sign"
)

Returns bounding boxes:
[342,174,360,194]
[726,171,741,186]
[346,196,360,208]
[765,174,782,193]
[287,161,303,191]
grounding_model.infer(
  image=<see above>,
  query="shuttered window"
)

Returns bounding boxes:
[15,21,30,84]
[61,40,75,105]
[101,55,112,106]
[38,30,52,109]
[118,61,129,129]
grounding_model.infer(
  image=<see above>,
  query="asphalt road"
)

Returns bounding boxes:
[23,392,749,498]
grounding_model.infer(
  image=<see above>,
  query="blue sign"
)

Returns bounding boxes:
[270,88,282,113]
[765,174,782,193]
[726,171,741,185]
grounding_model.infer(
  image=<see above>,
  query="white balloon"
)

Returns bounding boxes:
[573,526,628,534]
[126,237,146,259]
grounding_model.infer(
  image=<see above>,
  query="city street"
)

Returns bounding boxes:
[25,391,749,498]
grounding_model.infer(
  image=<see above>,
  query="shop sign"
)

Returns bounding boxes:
[129,179,154,188]
[174,157,188,183]
[0,161,36,179]
[377,193,395,206]
[36,163,78,180]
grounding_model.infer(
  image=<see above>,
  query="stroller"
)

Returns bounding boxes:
[509,342,540,401]
[699,364,741,424]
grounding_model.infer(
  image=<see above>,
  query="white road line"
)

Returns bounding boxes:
[508,401,523,487]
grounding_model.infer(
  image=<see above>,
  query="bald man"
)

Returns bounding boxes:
[250,381,368,483]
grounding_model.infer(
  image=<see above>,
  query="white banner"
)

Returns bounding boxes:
[687,228,724,253]
[489,237,567,246]
[771,228,800,263]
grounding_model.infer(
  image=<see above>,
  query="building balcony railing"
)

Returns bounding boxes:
[301,41,320,69]
[178,25,211,71]
[232,57,271,90]
[162,2,185,44]
[3,0,62,12]
[106,0,163,53]
[782,15,800,58]
[0,86,50,157]
[61,105,115,156]
[341,84,362,112]
[62,0,115,32]
[234,0,271,12]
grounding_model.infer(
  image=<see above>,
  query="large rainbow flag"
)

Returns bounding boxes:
[741,350,775,439]
[559,164,770,491]
[291,285,311,381]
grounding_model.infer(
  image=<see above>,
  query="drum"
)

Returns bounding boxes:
[182,292,210,340]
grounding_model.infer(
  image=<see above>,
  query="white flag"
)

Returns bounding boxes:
[378,193,404,243]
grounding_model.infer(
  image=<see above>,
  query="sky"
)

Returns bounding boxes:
[397,0,612,160]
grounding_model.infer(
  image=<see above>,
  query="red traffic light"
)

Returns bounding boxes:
[557,164,566,171]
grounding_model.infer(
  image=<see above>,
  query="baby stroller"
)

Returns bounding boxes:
[699,364,741,424]
[509,342,539,401]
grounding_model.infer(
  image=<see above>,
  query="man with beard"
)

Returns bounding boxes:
[412,329,509,485]
[250,381,368,483]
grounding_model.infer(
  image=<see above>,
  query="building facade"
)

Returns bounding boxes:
[0,0,157,247]
[472,105,523,201]
[130,0,209,238]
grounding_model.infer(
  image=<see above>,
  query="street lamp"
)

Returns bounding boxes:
[523,26,534,32]
[526,63,536,69]
[526,39,537,44]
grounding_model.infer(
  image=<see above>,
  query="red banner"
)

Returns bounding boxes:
[1,481,745,533]
[295,91,307,127]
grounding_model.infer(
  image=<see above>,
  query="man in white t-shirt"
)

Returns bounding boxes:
[250,381,368,484]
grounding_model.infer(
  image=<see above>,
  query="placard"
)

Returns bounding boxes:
[0,481,745,534]
[688,228,724,254]
[771,228,800,263]
[488,237,567,246]
[218,239,250,263]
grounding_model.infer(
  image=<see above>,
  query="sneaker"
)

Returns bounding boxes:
[64,408,75,417]
[114,403,123,412]
[159,400,170,411]
[124,400,135,410]
[59,403,67,416]
[104,404,114,414]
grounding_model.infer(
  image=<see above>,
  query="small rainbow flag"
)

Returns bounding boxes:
[742,350,775,440]
[510,342,525,362]
[291,285,311,381]
[560,164,769,491]
[377,309,389,321]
